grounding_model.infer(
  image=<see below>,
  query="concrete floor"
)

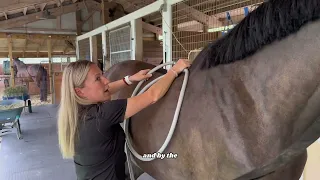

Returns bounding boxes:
[0,105,76,180]
[0,104,155,180]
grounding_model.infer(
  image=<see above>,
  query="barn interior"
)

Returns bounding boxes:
[0,0,319,180]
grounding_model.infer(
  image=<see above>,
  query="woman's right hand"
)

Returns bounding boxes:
[171,59,191,74]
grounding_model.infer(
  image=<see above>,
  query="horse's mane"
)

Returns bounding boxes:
[195,0,320,69]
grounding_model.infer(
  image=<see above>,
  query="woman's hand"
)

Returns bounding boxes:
[129,69,153,82]
[171,59,191,74]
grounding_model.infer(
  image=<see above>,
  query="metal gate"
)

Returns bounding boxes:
[109,25,131,66]
[78,38,90,60]
[172,0,264,62]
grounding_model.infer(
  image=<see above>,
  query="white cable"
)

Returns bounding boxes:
[123,62,189,180]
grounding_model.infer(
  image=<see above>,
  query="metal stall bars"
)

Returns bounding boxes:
[78,38,90,61]
[171,0,264,62]
[109,25,132,66]
[76,0,183,71]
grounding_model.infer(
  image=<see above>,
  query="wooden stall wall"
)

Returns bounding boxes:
[142,40,163,66]
[53,72,63,104]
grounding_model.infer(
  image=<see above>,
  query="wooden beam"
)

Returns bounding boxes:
[37,39,46,57]
[23,7,28,15]
[0,47,71,52]
[47,38,53,97]
[3,12,8,20]
[88,9,94,31]
[76,10,82,35]
[23,39,28,57]
[64,40,75,50]
[51,39,58,52]
[0,33,76,40]
[0,51,75,58]
[131,18,143,60]
[39,3,47,11]
[101,0,112,24]
[91,36,98,63]
[142,21,162,35]
[0,27,78,35]
[117,0,139,13]
[177,3,222,28]
[80,10,96,27]
[56,15,61,29]
[0,0,100,29]
[8,36,15,86]
[56,0,62,7]
[63,46,69,54]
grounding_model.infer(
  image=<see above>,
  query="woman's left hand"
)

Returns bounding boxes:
[129,69,152,82]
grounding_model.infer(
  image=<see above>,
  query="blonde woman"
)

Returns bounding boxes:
[57,59,190,180]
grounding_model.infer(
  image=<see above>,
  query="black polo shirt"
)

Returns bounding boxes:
[74,99,128,180]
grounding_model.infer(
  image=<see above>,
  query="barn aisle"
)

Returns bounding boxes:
[0,105,76,180]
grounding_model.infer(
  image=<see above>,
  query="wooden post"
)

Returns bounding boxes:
[56,16,61,30]
[101,0,112,25]
[131,18,143,60]
[91,36,98,64]
[88,7,97,63]
[101,0,112,71]
[162,3,173,69]
[47,37,53,104]
[7,36,15,87]
[76,11,82,36]
[102,31,108,71]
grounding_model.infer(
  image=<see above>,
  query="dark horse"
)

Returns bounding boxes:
[104,0,320,179]
[13,58,48,102]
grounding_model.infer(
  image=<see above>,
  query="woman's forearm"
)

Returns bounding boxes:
[108,79,128,94]
[146,69,177,103]
[109,69,178,97]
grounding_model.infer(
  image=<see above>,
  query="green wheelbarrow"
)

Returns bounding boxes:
[0,99,24,140]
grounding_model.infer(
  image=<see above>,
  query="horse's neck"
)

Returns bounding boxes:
[15,62,27,69]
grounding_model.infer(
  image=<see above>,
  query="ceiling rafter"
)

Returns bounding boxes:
[39,3,47,11]
[56,0,62,7]
[0,1,56,15]
[23,7,28,15]
[0,0,100,29]
[3,12,8,20]
[0,33,76,40]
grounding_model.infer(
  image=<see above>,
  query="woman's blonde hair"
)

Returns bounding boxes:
[57,60,95,159]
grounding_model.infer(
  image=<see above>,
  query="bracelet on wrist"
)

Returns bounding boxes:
[123,75,133,86]
[170,69,178,77]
